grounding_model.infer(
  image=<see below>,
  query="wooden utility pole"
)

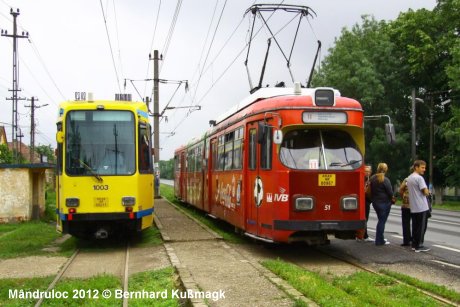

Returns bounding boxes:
[25,97,48,163]
[1,8,28,163]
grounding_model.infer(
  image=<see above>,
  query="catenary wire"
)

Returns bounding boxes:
[99,0,122,93]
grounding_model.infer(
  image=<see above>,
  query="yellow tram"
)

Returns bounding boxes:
[55,94,154,238]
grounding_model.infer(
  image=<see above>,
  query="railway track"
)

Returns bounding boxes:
[310,247,458,306]
[261,243,458,307]
[34,242,132,307]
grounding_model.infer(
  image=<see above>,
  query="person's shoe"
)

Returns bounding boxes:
[364,237,374,242]
[384,240,390,245]
[356,238,364,242]
[400,243,411,247]
[415,246,431,253]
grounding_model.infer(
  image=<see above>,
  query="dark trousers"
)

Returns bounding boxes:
[364,200,371,239]
[411,210,429,248]
[401,207,411,244]
[372,202,391,245]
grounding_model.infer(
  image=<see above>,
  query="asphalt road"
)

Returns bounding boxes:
[160,178,460,265]
[368,204,460,261]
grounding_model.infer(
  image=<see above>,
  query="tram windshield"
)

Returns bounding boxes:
[279,129,362,170]
[65,110,136,176]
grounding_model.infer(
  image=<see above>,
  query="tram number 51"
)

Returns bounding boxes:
[93,185,109,190]
[324,204,331,211]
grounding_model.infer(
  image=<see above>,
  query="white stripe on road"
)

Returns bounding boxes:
[432,244,460,253]
[431,260,460,269]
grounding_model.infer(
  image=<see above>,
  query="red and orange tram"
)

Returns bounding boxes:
[174,85,366,244]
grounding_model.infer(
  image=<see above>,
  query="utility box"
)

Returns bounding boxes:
[0,163,54,223]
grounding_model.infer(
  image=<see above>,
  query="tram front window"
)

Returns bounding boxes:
[279,129,362,170]
[65,110,136,176]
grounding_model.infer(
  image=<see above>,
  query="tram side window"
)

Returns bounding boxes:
[187,149,195,172]
[249,128,257,170]
[224,131,234,170]
[260,125,273,170]
[195,144,203,171]
[138,123,153,173]
[175,155,180,171]
[233,127,243,169]
[217,135,225,170]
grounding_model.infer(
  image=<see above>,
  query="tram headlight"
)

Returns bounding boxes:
[341,196,358,210]
[66,198,80,207]
[295,197,314,211]
[122,196,136,206]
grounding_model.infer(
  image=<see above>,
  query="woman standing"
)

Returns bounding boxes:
[370,163,394,246]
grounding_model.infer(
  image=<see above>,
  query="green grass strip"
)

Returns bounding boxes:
[333,271,443,306]
[0,222,61,259]
[263,259,360,307]
[0,276,54,307]
[263,259,447,306]
[381,269,460,304]
[128,267,181,307]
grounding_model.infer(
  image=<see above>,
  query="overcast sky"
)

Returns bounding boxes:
[0,0,436,160]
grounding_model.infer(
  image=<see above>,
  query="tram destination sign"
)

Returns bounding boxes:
[303,111,347,124]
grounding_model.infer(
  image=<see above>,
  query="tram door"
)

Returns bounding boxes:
[246,121,273,240]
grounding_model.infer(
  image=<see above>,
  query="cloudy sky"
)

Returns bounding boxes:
[0,0,436,160]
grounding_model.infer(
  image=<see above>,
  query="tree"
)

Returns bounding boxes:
[159,158,174,180]
[35,144,55,163]
[438,106,460,186]
[313,2,459,187]
[0,144,13,164]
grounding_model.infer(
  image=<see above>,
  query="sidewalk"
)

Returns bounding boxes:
[154,198,310,307]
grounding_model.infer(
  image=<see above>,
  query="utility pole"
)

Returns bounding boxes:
[411,88,416,161]
[25,97,48,163]
[150,50,160,198]
[1,8,29,163]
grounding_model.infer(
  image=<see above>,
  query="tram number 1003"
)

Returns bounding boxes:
[93,185,109,191]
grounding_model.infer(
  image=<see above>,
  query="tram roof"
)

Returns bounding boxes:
[214,86,341,125]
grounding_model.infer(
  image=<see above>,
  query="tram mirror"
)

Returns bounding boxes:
[273,129,283,144]
[56,131,64,143]
[385,123,396,144]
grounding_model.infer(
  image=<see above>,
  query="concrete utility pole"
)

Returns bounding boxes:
[1,8,28,163]
[152,50,160,198]
[25,97,48,163]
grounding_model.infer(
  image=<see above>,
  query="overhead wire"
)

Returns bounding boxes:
[191,0,228,106]
[112,0,125,86]
[99,0,122,93]
[160,0,183,72]
[27,38,67,101]
[143,0,162,98]
[162,1,288,144]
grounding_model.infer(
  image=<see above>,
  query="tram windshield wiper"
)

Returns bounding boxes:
[77,158,103,182]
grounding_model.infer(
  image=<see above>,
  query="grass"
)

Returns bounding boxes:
[0,268,180,307]
[433,201,460,211]
[381,269,460,304]
[43,189,57,222]
[159,184,247,243]
[0,222,62,259]
[263,258,449,306]
[0,276,54,307]
[128,267,181,307]
[42,274,121,306]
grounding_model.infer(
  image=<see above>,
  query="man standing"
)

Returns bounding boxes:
[406,160,431,252]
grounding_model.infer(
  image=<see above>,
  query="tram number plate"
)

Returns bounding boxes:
[94,197,109,207]
[318,174,336,186]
